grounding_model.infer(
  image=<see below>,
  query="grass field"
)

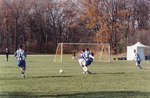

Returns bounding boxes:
[0,55,150,98]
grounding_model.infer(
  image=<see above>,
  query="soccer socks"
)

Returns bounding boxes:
[21,70,25,78]
[82,66,91,74]
[21,70,24,74]
[136,61,143,69]
[136,63,142,69]
[137,64,143,69]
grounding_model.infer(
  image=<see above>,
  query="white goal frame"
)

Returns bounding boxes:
[54,43,111,65]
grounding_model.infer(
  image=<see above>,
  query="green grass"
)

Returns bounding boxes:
[0,55,150,98]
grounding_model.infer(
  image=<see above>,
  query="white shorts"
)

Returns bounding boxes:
[78,58,86,66]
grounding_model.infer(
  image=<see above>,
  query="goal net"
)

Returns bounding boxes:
[54,43,111,66]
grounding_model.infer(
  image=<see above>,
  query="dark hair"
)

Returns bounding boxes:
[91,52,94,56]
[134,49,136,52]
[19,45,23,49]
[82,49,85,52]
[86,48,89,51]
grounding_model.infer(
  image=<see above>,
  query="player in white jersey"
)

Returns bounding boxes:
[78,49,94,74]
[14,45,27,78]
[85,48,90,58]
[85,48,94,74]
[134,49,142,69]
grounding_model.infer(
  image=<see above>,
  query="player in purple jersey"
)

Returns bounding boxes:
[78,49,86,66]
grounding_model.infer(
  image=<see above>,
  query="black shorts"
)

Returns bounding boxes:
[137,61,141,64]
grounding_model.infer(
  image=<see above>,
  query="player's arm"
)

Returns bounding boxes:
[83,54,88,61]
[134,54,137,61]
[24,52,27,58]
[89,52,94,59]
[14,51,17,58]
[89,55,94,59]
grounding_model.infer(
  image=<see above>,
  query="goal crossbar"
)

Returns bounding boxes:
[58,43,110,46]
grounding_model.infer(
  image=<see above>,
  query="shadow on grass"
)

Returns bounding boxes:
[100,72,125,75]
[31,75,73,79]
[0,91,150,98]
[0,75,73,80]
[90,72,125,75]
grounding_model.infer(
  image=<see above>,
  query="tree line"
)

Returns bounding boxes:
[0,0,149,54]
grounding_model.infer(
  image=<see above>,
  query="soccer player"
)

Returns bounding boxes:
[85,48,90,59]
[84,48,94,65]
[14,45,27,78]
[78,49,94,74]
[85,52,94,74]
[85,48,90,53]
[78,49,86,73]
[78,49,86,66]
[134,49,142,69]
[85,52,94,66]
[5,48,9,62]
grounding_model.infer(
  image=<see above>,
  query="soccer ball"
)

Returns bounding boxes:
[83,66,88,72]
[59,69,64,73]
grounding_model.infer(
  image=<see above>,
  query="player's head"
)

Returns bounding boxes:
[91,52,94,56]
[86,48,89,51]
[19,44,23,49]
[82,49,85,52]
[134,49,136,53]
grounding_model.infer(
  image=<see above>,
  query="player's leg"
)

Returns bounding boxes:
[18,60,26,78]
[72,56,75,60]
[136,61,142,69]
[137,61,142,69]
[21,61,26,78]
[18,61,23,77]
[79,59,92,74]
[6,54,8,62]
[81,59,88,73]
[82,66,88,74]
[78,59,84,73]
[78,59,87,74]
[20,67,25,78]
[86,63,92,74]
[85,59,93,74]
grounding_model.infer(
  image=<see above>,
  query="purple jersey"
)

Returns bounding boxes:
[78,52,87,60]
[78,53,83,59]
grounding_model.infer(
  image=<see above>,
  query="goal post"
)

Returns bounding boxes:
[54,43,111,66]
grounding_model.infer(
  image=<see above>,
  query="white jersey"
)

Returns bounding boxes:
[14,49,26,61]
[78,52,86,66]
[85,51,94,60]
[85,51,90,58]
